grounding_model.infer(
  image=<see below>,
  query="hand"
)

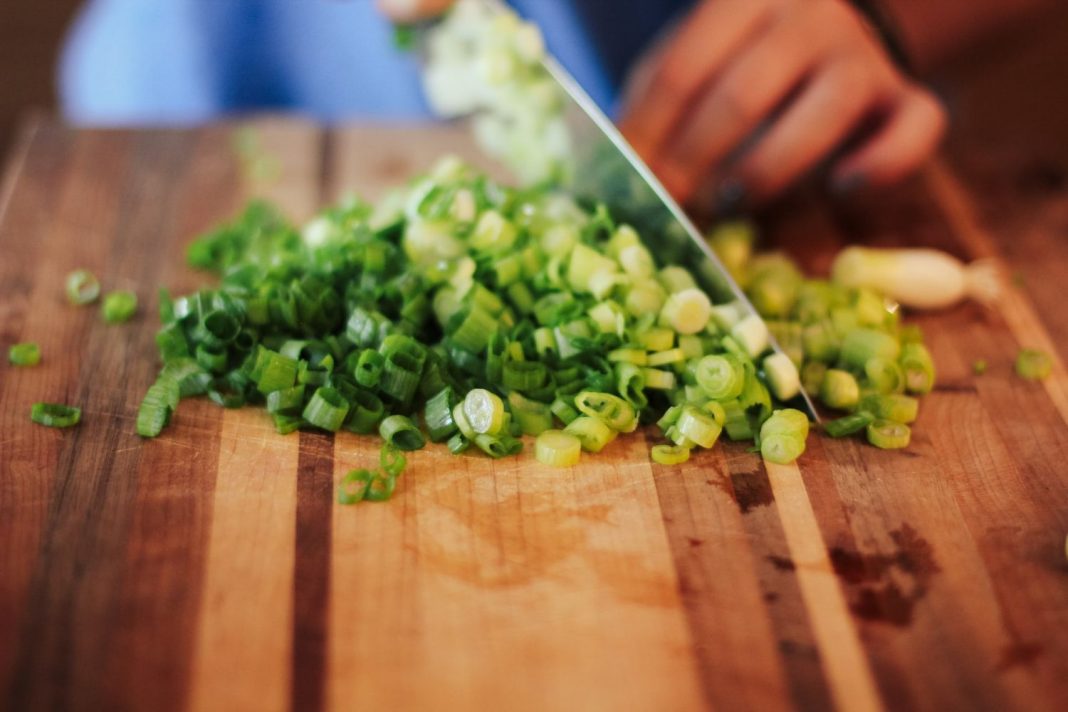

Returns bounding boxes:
[619,0,947,208]
[377,0,455,23]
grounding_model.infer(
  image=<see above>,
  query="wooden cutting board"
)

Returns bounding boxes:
[1,117,1066,712]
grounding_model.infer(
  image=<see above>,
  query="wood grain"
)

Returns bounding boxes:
[2,118,1068,712]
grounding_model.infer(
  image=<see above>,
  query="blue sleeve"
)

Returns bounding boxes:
[60,0,621,125]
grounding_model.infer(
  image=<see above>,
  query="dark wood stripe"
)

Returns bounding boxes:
[6,130,195,711]
[97,128,239,712]
[292,431,334,712]
[0,119,74,698]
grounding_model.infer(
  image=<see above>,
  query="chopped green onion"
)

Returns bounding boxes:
[647,348,686,367]
[660,288,712,335]
[302,387,350,432]
[823,412,874,438]
[345,390,385,434]
[508,391,553,436]
[675,406,722,449]
[66,269,101,305]
[30,402,81,428]
[574,391,637,432]
[353,349,384,387]
[379,414,426,451]
[643,368,676,390]
[256,350,299,394]
[650,444,691,465]
[731,314,770,358]
[8,342,40,366]
[866,419,911,449]
[380,443,407,478]
[820,369,860,410]
[694,354,743,401]
[863,357,905,395]
[462,388,505,435]
[639,328,674,352]
[759,409,809,464]
[502,361,548,391]
[424,387,459,442]
[899,343,935,394]
[972,359,988,376]
[564,416,615,453]
[137,376,179,436]
[763,352,800,401]
[366,474,398,502]
[801,361,827,395]
[338,469,374,505]
[839,328,900,371]
[534,430,582,467]
[474,432,523,458]
[858,393,918,424]
[1015,348,1052,381]
[101,290,138,323]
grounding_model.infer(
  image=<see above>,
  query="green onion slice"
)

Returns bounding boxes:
[31,402,81,428]
[8,342,41,367]
[66,269,101,305]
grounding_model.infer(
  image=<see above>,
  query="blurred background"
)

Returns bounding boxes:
[2,1,1067,167]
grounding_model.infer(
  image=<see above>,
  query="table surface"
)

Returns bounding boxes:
[1,116,1067,712]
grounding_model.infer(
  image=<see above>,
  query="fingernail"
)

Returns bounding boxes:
[713,178,746,217]
[832,172,866,196]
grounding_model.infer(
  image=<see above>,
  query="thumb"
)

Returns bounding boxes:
[377,0,456,23]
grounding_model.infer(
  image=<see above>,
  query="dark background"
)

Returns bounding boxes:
[1,2,1067,165]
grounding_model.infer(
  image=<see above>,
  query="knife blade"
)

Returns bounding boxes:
[537,56,820,420]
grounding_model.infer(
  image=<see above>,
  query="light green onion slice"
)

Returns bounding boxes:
[462,388,505,435]
[858,393,918,424]
[563,416,615,453]
[675,406,722,449]
[839,328,900,371]
[1015,348,1052,381]
[763,352,800,401]
[66,269,101,305]
[866,419,911,449]
[899,342,935,394]
[820,369,860,410]
[650,444,691,465]
[535,429,582,467]
[759,408,809,464]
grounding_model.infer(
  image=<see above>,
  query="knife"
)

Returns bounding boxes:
[434,0,819,420]
[540,61,820,420]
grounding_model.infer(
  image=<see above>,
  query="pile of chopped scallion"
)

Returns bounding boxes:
[137,158,936,502]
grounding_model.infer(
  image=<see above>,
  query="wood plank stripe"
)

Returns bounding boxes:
[6,130,196,711]
[188,412,299,712]
[98,127,240,712]
[0,119,67,688]
[650,446,795,712]
[764,461,884,712]
[188,118,321,712]
[925,160,1068,425]
[292,432,334,712]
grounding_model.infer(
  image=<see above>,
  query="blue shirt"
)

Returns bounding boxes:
[60,0,693,124]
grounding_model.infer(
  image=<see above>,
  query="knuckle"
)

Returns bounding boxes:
[716,81,760,125]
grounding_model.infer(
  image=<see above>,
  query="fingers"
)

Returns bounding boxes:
[377,0,455,23]
[652,4,835,202]
[832,87,947,188]
[732,58,881,201]
[619,0,774,160]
